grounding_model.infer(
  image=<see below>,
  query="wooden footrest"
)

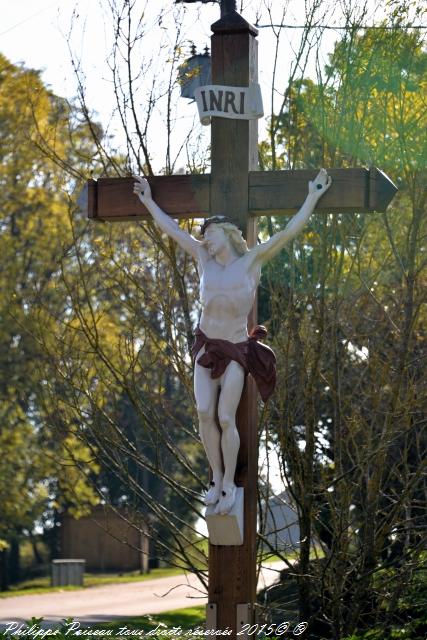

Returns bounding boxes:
[205,487,244,545]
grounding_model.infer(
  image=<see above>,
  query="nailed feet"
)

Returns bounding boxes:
[214,482,236,515]
[205,478,237,515]
[204,480,221,505]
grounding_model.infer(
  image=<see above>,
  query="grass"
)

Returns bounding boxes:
[98,605,206,634]
[1,607,207,639]
[0,566,183,598]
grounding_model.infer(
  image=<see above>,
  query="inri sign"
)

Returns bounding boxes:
[194,83,263,125]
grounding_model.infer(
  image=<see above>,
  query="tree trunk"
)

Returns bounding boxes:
[9,538,20,584]
[30,533,44,565]
[0,549,9,592]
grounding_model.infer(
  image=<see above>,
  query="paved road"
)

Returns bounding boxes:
[0,562,283,627]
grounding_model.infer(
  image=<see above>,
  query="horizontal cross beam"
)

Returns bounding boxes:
[86,174,210,221]
[85,167,397,222]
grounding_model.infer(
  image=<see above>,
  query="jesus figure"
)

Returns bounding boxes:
[133,169,331,515]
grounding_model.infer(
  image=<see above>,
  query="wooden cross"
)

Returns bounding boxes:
[86,6,397,638]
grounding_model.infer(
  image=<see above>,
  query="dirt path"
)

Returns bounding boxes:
[0,562,283,627]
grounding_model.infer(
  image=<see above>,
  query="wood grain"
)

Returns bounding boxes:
[208,11,259,637]
[248,167,395,214]
[89,175,210,221]
[87,179,98,219]
[208,375,258,634]
[249,168,369,215]
[368,167,398,212]
[209,13,259,234]
[87,167,396,222]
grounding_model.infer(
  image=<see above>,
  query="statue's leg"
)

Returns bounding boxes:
[194,352,222,505]
[215,361,245,515]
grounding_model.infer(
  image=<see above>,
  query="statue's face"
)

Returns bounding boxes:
[203,224,229,256]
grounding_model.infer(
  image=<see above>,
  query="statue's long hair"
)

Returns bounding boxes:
[217,222,249,255]
[201,217,248,255]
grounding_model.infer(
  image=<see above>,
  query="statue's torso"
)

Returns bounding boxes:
[198,255,260,342]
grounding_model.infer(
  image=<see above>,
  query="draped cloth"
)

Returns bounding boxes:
[191,325,276,402]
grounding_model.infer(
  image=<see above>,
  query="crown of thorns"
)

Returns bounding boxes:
[200,216,242,236]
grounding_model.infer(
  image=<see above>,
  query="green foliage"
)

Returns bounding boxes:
[0,50,206,584]
[320,26,427,176]
[261,23,427,180]
[259,22,426,640]
[0,53,102,586]
[0,52,207,573]
[339,564,427,639]
[36,209,207,567]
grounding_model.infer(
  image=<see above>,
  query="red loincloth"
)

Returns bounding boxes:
[191,325,276,402]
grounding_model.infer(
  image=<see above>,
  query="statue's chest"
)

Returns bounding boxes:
[200,260,258,294]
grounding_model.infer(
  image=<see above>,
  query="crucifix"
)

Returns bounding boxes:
[85,1,397,636]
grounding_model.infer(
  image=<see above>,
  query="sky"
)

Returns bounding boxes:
[1,0,313,106]
[0,0,354,172]
[0,1,414,172]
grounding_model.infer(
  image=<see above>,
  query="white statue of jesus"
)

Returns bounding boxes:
[134,169,331,515]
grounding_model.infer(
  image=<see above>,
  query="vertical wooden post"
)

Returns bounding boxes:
[220,0,237,17]
[208,10,259,636]
[210,12,259,234]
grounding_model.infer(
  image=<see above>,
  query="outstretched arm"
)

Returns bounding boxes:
[249,169,332,267]
[133,176,201,259]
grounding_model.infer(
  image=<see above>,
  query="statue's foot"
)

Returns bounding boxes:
[214,483,236,515]
[204,480,221,505]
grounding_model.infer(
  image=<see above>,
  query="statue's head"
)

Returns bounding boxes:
[201,216,248,257]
